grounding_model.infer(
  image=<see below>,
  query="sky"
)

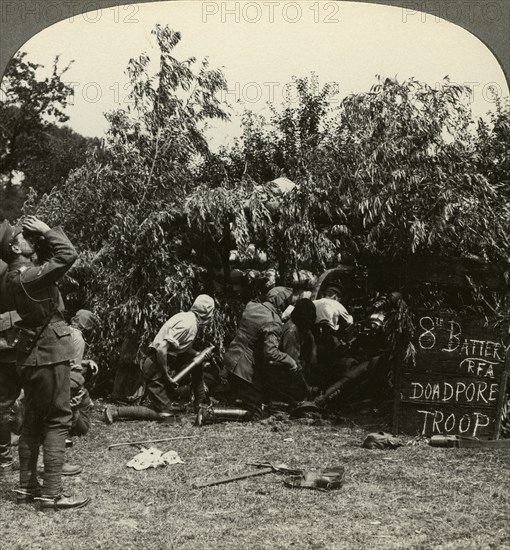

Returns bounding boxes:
[14,0,510,150]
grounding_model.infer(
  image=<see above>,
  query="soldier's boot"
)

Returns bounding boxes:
[14,481,42,504]
[36,492,90,511]
[104,405,161,424]
[196,405,253,427]
[62,463,83,476]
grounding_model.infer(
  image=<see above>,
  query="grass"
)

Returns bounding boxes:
[1,403,509,550]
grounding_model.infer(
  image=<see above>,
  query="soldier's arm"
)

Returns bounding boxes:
[20,227,78,291]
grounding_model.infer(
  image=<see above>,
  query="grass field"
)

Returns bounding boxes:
[1,404,509,550]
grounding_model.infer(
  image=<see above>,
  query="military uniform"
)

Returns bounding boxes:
[6,227,77,499]
[0,260,22,471]
[224,287,296,416]
[141,296,215,412]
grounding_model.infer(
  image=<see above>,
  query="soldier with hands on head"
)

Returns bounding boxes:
[0,215,90,510]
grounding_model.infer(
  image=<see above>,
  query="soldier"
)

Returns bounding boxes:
[274,298,318,402]
[105,294,215,422]
[313,285,354,388]
[0,216,90,510]
[67,309,98,442]
[141,294,215,412]
[0,259,21,475]
[314,292,402,409]
[224,286,298,418]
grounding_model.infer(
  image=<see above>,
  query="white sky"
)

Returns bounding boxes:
[16,0,510,150]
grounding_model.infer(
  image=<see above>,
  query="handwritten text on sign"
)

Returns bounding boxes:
[417,315,508,378]
[398,313,508,437]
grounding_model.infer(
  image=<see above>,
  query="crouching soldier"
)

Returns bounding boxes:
[105,294,215,423]
[0,216,90,510]
[223,287,298,419]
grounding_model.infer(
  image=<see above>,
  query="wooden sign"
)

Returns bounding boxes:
[394,311,510,438]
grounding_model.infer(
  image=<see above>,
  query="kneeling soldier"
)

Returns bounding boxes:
[105,295,215,423]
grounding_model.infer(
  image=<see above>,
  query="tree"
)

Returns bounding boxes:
[476,98,510,196]
[222,76,510,273]
[221,75,336,183]
[324,77,510,265]
[30,25,231,371]
[29,28,510,377]
[20,125,100,196]
[0,51,96,219]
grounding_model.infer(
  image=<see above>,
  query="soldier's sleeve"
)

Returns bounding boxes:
[20,227,78,291]
[336,303,354,330]
[262,318,297,370]
[280,324,302,367]
[164,317,196,352]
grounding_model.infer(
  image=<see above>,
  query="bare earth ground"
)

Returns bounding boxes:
[1,405,509,550]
